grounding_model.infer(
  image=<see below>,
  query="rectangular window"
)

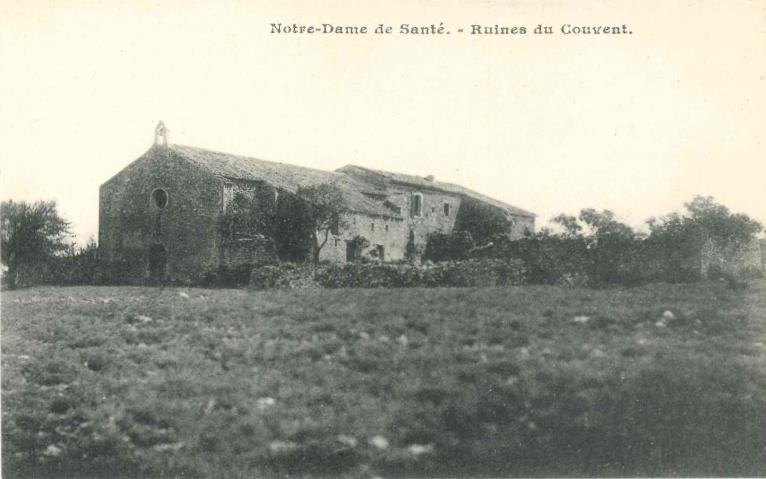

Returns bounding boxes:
[412,193,423,217]
[444,203,450,216]
[222,183,234,212]
[371,222,375,231]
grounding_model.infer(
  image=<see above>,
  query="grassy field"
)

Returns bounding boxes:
[2,281,765,478]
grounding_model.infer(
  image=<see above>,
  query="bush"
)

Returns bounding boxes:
[314,263,423,288]
[45,241,101,286]
[424,231,475,262]
[473,234,590,285]
[204,264,256,288]
[248,263,317,290]
[420,259,526,287]
[452,197,513,244]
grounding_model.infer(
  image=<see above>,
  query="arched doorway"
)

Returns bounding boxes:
[147,244,167,283]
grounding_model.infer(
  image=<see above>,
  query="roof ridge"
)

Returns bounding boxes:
[169,144,401,219]
[338,163,535,218]
[170,143,343,177]
[169,144,534,219]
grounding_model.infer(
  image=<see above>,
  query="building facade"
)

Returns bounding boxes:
[99,124,535,283]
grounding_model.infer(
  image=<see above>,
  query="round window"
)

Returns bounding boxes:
[152,188,168,209]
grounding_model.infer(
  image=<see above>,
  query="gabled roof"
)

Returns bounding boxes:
[336,165,536,218]
[169,145,400,218]
[163,144,534,220]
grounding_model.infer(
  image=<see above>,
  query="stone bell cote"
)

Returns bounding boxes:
[154,121,168,146]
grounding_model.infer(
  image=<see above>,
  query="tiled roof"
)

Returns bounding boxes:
[169,145,399,218]
[336,165,536,218]
[167,144,534,220]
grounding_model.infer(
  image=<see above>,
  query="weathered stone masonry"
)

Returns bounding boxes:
[99,148,223,283]
[99,125,536,283]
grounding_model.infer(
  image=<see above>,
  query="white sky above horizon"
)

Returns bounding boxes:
[1,0,764,244]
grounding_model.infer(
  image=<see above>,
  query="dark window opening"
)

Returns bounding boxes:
[371,222,375,231]
[412,193,423,217]
[376,245,385,261]
[444,203,451,216]
[330,216,340,235]
[383,200,401,214]
[385,224,389,232]
[152,188,168,209]
[346,240,358,261]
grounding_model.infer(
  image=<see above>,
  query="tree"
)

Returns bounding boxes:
[346,235,370,262]
[646,196,762,280]
[683,196,761,250]
[272,193,314,262]
[424,231,475,262]
[218,191,275,240]
[453,197,512,244]
[1,200,71,288]
[295,184,349,264]
[576,208,643,285]
[551,214,582,238]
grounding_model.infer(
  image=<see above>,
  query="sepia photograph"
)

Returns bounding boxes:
[1,0,764,477]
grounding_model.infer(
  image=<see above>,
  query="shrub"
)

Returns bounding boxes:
[248,263,317,290]
[424,231,475,262]
[452,197,513,244]
[313,263,423,288]
[421,259,526,287]
[473,234,589,285]
[39,240,101,286]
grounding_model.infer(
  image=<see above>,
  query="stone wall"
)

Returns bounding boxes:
[99,146,223,283]
[219,237,278,269]
[100,145,537,279]
[316,186,462,262]
[319,185,534,263]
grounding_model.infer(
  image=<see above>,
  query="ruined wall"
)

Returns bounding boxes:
[319,213,409,262]
[509,214,535,238]
[319,187,463,262]
[700,237,765,278]
[100,147,537,278]
[389,185,463,244]
[99,147,223,283]
[318,184,535,263]
[220,237,278,269]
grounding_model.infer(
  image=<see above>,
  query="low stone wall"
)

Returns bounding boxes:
[220,237,278,269]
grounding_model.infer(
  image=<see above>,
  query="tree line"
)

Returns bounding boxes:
[430,196,763,286]
[1,194,762,288]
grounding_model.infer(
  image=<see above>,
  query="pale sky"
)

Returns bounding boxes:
[1,0,764,243]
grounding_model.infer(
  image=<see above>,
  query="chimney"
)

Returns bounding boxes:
[424,175,435,182]
[154,121,168,146]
